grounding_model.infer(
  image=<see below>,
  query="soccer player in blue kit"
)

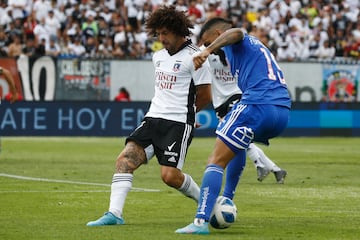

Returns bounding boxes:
[176,18,292,234]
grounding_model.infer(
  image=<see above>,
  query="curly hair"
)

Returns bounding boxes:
[145,5,193,37]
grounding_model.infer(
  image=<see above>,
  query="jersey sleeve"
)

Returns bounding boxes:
[191,54,212,86]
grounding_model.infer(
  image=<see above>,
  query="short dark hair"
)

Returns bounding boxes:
[199,17,233,40]
[145,5,193,37]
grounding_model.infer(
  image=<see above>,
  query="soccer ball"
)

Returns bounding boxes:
[209,196,237,229]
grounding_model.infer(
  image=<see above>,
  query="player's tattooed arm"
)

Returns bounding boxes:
[207,28,244,54]
[116,142,146,173]
[193,28,244,70]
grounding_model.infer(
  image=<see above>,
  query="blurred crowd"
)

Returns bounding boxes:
[0,0,359,61]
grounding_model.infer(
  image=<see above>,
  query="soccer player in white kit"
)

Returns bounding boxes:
[87,5,212,226]
[205,47,287,187]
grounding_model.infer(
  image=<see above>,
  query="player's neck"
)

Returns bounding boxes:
[169,38,191,55]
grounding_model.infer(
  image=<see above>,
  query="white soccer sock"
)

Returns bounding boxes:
[108,173,133,218]
[178,173,200,203]
[248,143,281,172]
[247,143,265,168]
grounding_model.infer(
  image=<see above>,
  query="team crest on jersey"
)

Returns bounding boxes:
[156,61,161,67]
[173,63,181,72]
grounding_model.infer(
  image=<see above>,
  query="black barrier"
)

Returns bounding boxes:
[1,101,360,137]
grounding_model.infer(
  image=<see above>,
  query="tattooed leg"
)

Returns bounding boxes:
[115,141,147,173]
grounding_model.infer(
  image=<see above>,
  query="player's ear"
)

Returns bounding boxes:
[215,29,222,36]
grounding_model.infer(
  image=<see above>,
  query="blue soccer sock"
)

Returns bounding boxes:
[223,150,246,200]
[195,164,224,221]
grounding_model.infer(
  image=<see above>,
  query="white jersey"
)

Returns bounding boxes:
[202,45,241,108]
[146,40,212,125]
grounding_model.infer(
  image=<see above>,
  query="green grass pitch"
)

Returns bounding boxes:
[0,137,359,240]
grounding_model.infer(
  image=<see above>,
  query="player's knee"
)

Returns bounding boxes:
[160,167,182,188]
[161,171,175,187]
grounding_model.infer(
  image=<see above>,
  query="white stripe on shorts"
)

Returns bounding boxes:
[219,104,247,136]
[178,123,192,170]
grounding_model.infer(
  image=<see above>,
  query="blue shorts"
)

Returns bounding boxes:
[215,104,290,153]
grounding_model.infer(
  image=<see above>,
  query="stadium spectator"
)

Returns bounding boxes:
[314,39,335,59]
[51,3,67,32]
[103,0,117,11]
[45,35,61,57]
[8,0,28,20]
[62,15,79,46]
[0,27,8,56]
[205,0,225,20]
[128,40,145,58]
[332,28,347,57]
[0,0,357,60]
[34,38,46,57]
[22,37,37,57]
[0,4,13,27]
[344,32,360,59]
[308,32,322,58]
[70,2,82,25]
[248,21,270,48]
[98,5,113,23]
[97,36,114,58]
[174,0,188,12]
[277,41,296,62]
[81,10,98,37]
[45,9,62,40]
[112,41,126,58]
[114,87,131,101]
[33,0,52,22]
[294,35,311,60]
[108,9,126,27]
[87,5,212,227]
[33,17,51,47]
[7,34,23,58]
[113,24,134,56]
[124,0,143,33]
[23,12,37,40]
[194,0,206,23]
[188,0,202,23]
[5,19,24,43]
[97,17,110,40]
[67,36,86,56]
[137,1,152,31]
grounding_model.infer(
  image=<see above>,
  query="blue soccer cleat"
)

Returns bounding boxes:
[175,222,209,235]
[86,212,125,226]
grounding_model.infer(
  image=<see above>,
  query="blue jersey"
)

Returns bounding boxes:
[223,34,291,109]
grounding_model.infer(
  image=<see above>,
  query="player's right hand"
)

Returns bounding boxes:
[193,49,210,70]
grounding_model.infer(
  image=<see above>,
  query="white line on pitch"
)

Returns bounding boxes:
[0,190,111,193]
[0,173,160,192]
